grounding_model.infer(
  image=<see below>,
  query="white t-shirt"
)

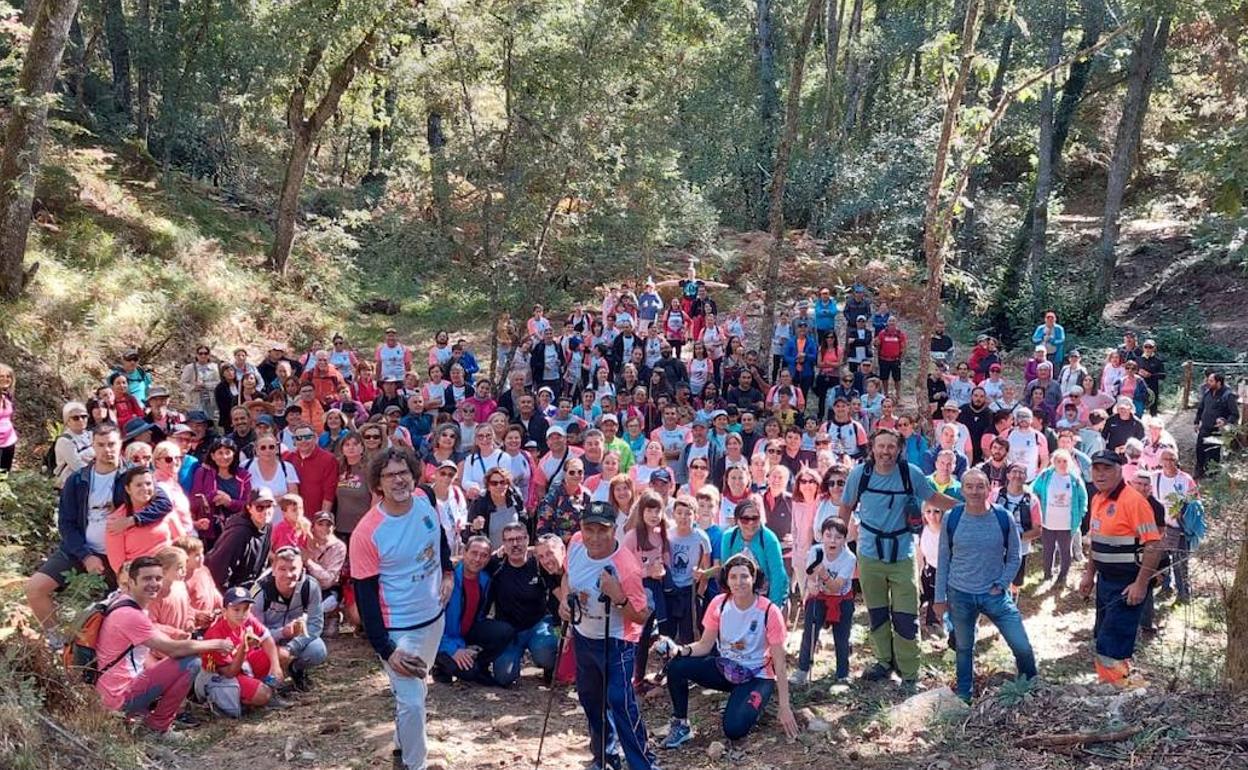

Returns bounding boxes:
[919,526,940,568]
[803,544,856,596]
[244,459,301,522]
[1042,473,1074,531]
[85,469,118,554]
[1007,429,1042,481]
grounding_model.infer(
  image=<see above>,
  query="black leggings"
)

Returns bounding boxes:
[0,444,12,473]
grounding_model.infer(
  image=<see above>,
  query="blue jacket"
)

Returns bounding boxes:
[720,526,787,606]
[903,434,930,469]
[1032,324,1066,366]
[1032,466,1088,533]
[59,464,172,560]
[813,299,838,332]
[782,333,819,379]
[438,562,491,656]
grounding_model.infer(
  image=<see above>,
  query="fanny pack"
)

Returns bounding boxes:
[714,656,763,685]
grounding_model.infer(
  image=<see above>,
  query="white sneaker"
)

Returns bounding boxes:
[789,669,809,687]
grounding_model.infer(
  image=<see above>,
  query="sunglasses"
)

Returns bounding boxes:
[827,479,847,488]
[158,456,181,464]
[364,434,383,440]
[799,479,817,485]
[69,414,88,421]
[294,434,315,442]
[766,449,781,455]
[738,516,760,523]
[565,470,584,476]
[254,500,276,508]
[690,464,708,470]
[488,479,509,487]
[258,443,278,450]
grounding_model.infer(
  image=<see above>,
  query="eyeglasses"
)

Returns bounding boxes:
[382,469,414,481]
[294,434,315,442]
[258,443,278,450]
[363,434,383,441]
[69,414,88,421]
[565,469,584,476]
[254,500,276,508]
[436,469,456,477]
[827,479,847,488]
[766,449,781,455]
[158,456,182,464]
[488,479,509,488]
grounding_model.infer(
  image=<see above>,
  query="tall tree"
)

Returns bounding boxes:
[102,0,131,115]
[823,0,844,139]
[0,0,82,300]
[268,28,379,273]
[1025,1,1068,308]
[754,0,780,228]
[1092,11,1172,306]
[758,0,824,354]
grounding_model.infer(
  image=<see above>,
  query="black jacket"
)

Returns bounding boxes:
[205,514,270,589]
[530,341,563,384]
[1196,386,1239,434]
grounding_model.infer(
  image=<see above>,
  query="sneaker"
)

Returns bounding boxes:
[727,739,747,761]
[661,719,694,750]
[900,678,920,695]
[142,725,188,744]
[174,709,201,728]
[861,662,892,682]
[267,693,294,710]
[44,629,66,655]
[290,665,312,692]
[789,668,809,687]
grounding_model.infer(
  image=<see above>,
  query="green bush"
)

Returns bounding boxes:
[0,471,61,576]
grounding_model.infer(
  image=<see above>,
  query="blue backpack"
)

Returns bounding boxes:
[946,505,1013,561]
[1180,499,1208,549]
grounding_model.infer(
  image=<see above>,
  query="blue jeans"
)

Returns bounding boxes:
[574,630,657,770]
[493,617,559,686]
[665,654,775,740]
[947,588,1036,700]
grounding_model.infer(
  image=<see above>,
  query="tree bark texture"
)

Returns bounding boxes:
[102,0,131,114]
[0,0,82,300]
[1026,3,1066,309]
[823,0,843,139]
[754,0,780,229]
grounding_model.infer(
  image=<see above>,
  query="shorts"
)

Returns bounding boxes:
[36,548,118,590]
[1012,554,1028,587]
[878,359,901,382]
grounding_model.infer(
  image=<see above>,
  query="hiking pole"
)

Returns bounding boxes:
[599,568,614,770]
[534,609,574,770]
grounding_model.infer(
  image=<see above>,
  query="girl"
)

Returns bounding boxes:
[630,439,668,490]
[423,364,451,413]
[662,296,691,358]
[622,491,673,693]
[915,503,947,637]
[111,372,144,428]
[585,452,621,501]
[605,474,636,536]
[668,496,712,644]
[700,312,727,383]
[271,493,312,552]
[688,341,712,397]
[318,408,350,453]
[173,536,222,627]
[791,517,856,686]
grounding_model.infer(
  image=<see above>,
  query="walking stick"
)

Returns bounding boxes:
[534,610,574,770]
[599,568,615,770]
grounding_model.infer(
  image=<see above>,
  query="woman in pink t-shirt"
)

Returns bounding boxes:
[105,468,177,574]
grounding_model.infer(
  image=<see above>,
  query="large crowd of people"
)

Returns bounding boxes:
[3,273,1239,770]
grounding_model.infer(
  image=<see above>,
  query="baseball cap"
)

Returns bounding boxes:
[186,410,209,424]
[169,423,194,436]
[650,468,672,484]
[147,386,170,400]
[989,363,1002,372]
[437,459,459,472]
[1091,450,1124,467]
[384,405,402,414]
[1143,339,1157,348]
[1013,407,1033,420]
[256,414,276,427]
[313,510,335,524]
[941,402,960,412]
[692,417,710,428]
[581,501,618,527]
[546,425,566,437]
[224,586,255,606]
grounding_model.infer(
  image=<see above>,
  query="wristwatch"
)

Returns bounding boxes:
[612,598,627,608]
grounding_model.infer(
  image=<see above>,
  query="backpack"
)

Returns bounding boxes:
[946,505,1013,561]
[995,489,1034,533]
[256,572,312,611]
[40,432,69,478]
[62,596,141,684]
[1180,499,1208,549]
[855,461,922,563]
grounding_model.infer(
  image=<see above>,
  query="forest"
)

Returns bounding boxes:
[2,0,1248,768]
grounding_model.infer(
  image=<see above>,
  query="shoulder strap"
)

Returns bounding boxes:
[993,507,1012,545]
[946,507,963,544]
[897,460,913,496]
[856,462,873,500]
[300,577,312,608]
[97,597,142,674]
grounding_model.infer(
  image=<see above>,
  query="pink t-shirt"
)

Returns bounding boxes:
[185,566,223,614]
[271,519,310,552]
[105,506,176,573]
[702,593,786,679]
[94,599,154,710]
[148,580,195,635]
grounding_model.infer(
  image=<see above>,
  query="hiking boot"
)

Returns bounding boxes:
[267,693,294,710]
[789,668,809,687]
[900,678,921,695]
[289,665,312,692]
[661,719,694,750]
[861,662,892,682]
[727,739,747,761]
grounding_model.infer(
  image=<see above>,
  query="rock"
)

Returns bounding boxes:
[357,297,401,315]
[298,751,317,761]
[800,707,831,733]
[707,740,725,760]
[884,686,969,732]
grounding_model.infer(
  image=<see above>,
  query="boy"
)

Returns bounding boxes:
[200,586,289,713]
[792,518,857,686]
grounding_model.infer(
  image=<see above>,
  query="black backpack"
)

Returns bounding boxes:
[41,432,69,478]
[855,460,922,563]
[995,489,1034,532]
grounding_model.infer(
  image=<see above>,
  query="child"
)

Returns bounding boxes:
[774,386,798,432]
[1056,401,1082,432]
[791,518,857,686]
[871,300,892,335]
[668,496,712,644]
[915,503,948,640]
[693,485,723,599]
[621,491,673,692]
[147,546,196,639]
[271,493,312,552]
[201,587,286,713]
[860,377,885,431]
[801,416,820,452]
[175,535,222,627]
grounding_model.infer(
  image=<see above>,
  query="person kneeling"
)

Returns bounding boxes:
[655,553,798,760]
[94,556,233,740]
[933,469,1037,703]
[199,586,292,714]
[791,517,856,687]
[432,536,515,684]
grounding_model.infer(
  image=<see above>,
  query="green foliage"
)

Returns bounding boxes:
[0,471,60,576]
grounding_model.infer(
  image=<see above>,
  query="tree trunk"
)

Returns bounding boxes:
[102,0,131,115]
[1091,13,1171,306]
[1227,479,1248,690]
[1025,3,1066,309]
[427,107,451,225]
[858,0,890,133]
[67,11,89,117]
[822,0,843,139]
[839,0,864,138]
[955,17,1014,256]
[0,0,82,300]
[268,29,378,274]
[364,71,386,179]
[757,0,824,354]
[135,0,152,142]
[755,0,780,229]
[913,0,980,418]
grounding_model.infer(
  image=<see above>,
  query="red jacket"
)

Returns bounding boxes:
[876,328,907,361]
[283,447,338,513]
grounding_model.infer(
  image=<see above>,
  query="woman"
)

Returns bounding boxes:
[662,296,691,358]
[105,467,177,573]
[1099,350,1126,399]
[1031,451,1086,588]
[359,422,386,460]
[719,465,754,528]
[87,392,116,429]
[700,312,727,383]
[621,491,673,693]
[752,418,783,458]
[243,436,300,516]
[585,452,622,501]
[334,431,373,544]
[0,363,16,472]
[655,552,798,756]
[318,408,351,453]
[239,371,265,410]
[1140,416,1177,471]
[422,423,462,478]
[719,499,787,607]
[152,441,193,537]
[629,439,667,490]
[720,337,748,393]
[499,424,537,506]
[604,474,636,535]
[447,364,474,407]
[679,457,711,498]
[189,436,251,548]
[812,334,842,419]
[111,372,144,428]
[466,467,528,548]
[688,341,712,398]
[748,450,770,493]
[622,415,647,459]
[430,460,468,551]
[460,427,504,500]
[790,467,821,597]
[714,432,749,483]
[213,364,240,429]
[647,368,674,406]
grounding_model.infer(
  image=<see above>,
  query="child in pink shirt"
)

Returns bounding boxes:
[271,493,311,552]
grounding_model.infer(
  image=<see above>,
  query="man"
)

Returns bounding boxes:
[932,469,1035,703]
[205,488,274,589]
[1024,362,1063,414]
[610,317,641,374]
[1006,408,1049,482]
[51,401,94,488]
[560,502,659,770]
[1194,372,1239,478]
[226,406,258,459]
[676,418,722,487]
[531,327,564,395]
[113,349,154,406]
[580,429,607,477]
[302,350,348,406]
[839,428,958,691]
[94,556,233,738]
[284,424,337,518]
[487,523,561,685]
[1102,397,1145,455]
[975,437,1011,492]
[783,319,818,396]
[1032,310,1065,365]
[842,285,871,346]
[536,426,584,497]
[928,319,955,365]
[258,344,303,390]
[1080,451,1162,687]
[375,329,413,385]
[497,371,530,420]
[1128,470,1168,638]
[725,370,764,414]
[737,411,763,457]
[638,281,663,334]
[959,387,994,465]
[809,287,837,346]
[143,386,180,443]
[351,448,454,770]
[1118,331,1143,366]
[1058,349,1087,397]
[535,457,591,542]
[517,393,550,453]
[436,536,511,684]
[1137,340,1166,416]
[370,378,408,417]
[184,409,218,462]
[251,547,328,691]
[778,425,815,479]
[26,423,171,642]
[651,405,689,470]
[874,316,906,401]
[599,414,635,471]
[653,341,688,387]
[825,397,868,462]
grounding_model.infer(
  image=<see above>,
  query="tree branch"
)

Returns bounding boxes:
[307,28,377,133]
